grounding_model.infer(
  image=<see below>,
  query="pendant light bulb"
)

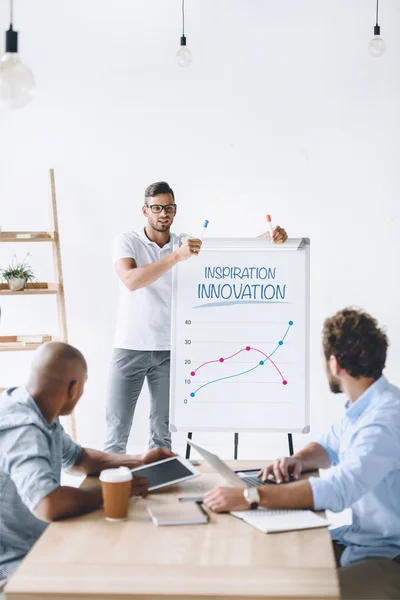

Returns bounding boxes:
[368,30,386,57]
[0,1,36,109]
[176,36,193,67]
[368,0,386,57]
[176,0,193,67]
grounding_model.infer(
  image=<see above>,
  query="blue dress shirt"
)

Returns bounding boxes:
[309,376,400,566]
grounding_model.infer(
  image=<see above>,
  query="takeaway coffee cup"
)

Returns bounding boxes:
[99,466,133,521]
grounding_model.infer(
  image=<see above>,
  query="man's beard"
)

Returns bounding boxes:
[149,218,171,233]
[328,373,342,394]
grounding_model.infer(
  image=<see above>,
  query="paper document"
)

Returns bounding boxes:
[230,508,329,533]
[147,502,209,526]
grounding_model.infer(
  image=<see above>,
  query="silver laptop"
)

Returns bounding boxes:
[186,439,270,488]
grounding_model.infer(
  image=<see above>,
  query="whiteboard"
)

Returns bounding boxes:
[170,238,310,433]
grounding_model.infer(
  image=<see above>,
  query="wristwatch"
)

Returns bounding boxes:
[243,487,260,510]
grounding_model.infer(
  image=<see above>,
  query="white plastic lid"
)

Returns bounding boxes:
[99,466,133,483]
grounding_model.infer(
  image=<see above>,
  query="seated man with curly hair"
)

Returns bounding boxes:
[204,308,400,600]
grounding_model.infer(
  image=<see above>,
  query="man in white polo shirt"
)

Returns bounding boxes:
[105,181,288,453]
[104,182,202,453]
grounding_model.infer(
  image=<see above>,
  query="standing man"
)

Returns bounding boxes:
[105,181,288,453]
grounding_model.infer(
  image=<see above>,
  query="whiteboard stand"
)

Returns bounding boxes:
[234,432,239,460]
[185,432,193,459]
[185,432,294,460]
[288,433,294,456]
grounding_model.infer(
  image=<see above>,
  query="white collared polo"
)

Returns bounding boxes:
[113,228,186,351]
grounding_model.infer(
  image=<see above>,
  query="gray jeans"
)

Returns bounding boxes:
[104,349,171,453]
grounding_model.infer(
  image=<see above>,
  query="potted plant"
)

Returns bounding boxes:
[1,254,37,291]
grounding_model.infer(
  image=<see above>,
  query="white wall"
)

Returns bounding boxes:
[1,0,400,460]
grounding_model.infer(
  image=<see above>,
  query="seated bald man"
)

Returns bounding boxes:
[0,342,173,582]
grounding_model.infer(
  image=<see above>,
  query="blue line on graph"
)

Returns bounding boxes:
[267,346,279,359]
[266,324,292,359]
[281,323,292,342]
[190,364,261,397]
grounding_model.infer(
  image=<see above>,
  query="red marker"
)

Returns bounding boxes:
[266,214,274,243]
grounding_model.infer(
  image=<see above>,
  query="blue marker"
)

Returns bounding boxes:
[200,219,209,241]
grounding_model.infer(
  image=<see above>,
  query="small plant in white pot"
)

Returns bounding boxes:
[1,254,37,291]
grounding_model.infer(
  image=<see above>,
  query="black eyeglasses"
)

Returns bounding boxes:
[145,203,177,214]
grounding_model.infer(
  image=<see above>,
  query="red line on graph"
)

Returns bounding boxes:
[191,348,247,373]
[191,346,286,382]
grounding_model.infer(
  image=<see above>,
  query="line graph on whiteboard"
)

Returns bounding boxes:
[181,320,295,404]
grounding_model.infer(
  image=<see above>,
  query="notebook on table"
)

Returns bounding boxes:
[230,508,329,533]
[147,502,209,526]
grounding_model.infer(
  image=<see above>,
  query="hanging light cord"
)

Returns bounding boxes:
[375,0,379,25]
[10,0,14,25]
[181,0,185,37]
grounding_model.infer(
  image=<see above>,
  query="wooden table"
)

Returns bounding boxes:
[5,461,339,600]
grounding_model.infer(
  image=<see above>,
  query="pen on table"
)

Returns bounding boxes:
[200,219,209,241]
[178,496,204,503]
[266,214,274,243]
[178,497,209,520]
[197,502,210,521]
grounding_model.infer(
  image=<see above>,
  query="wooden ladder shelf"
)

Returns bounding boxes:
[0,169,76,440]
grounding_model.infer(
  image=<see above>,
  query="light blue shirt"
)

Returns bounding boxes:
[309,376,400,566]
[0,387,81,579]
